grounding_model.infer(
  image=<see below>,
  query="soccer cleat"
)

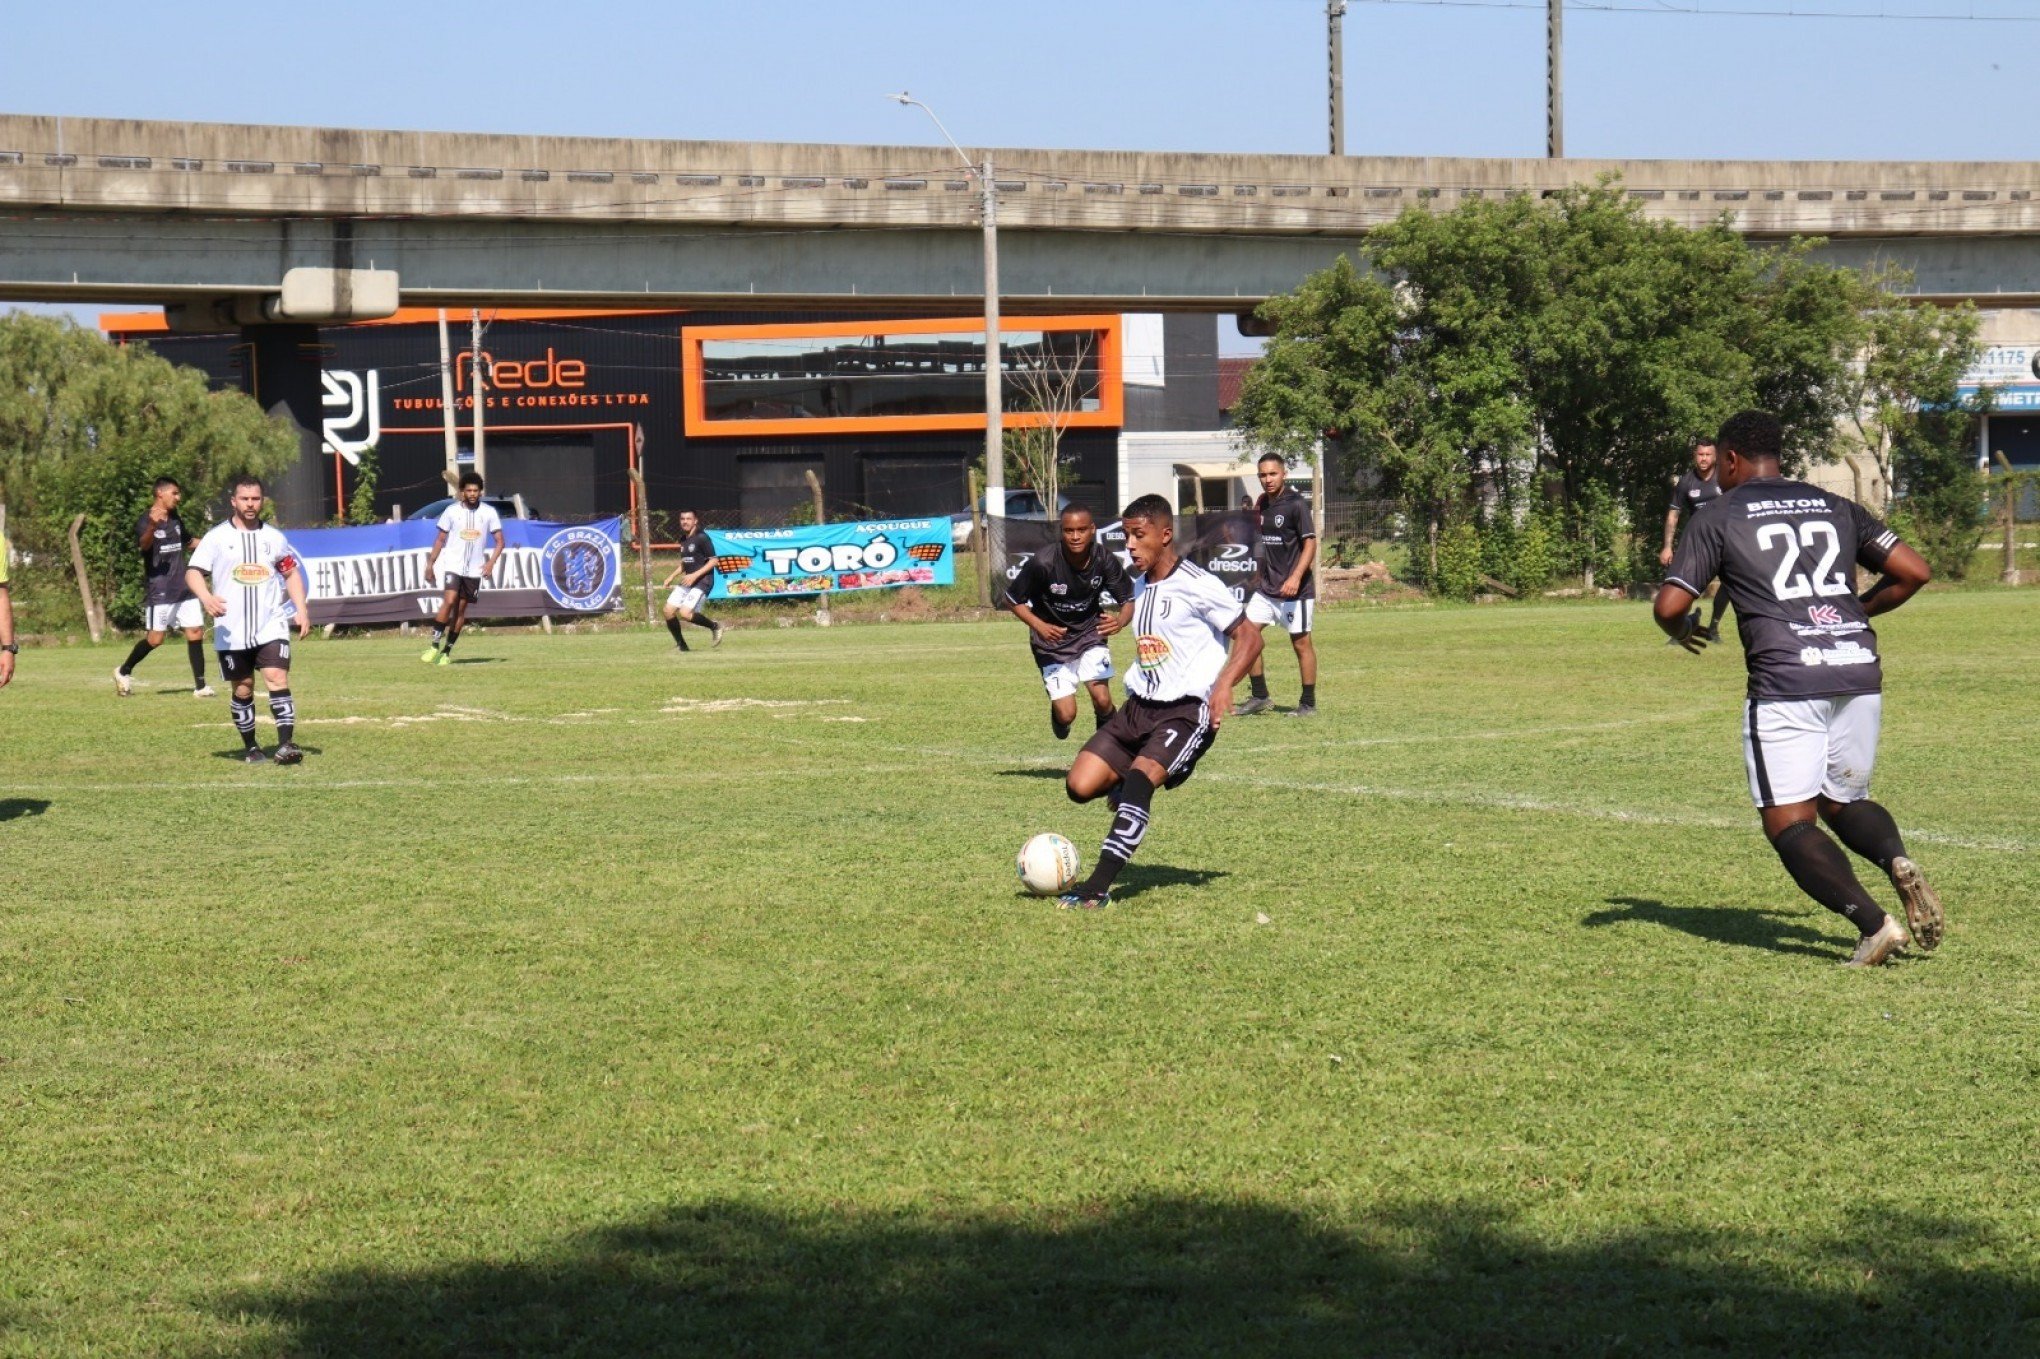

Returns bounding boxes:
[1056,889,1111,911]
[420,643,441,663]
[272,741,304,766]
[1888,856,1944,953]
[711,622,727,649]
[242,746,269,765]
[193,684,216,698]
[1288,703,1319,718]
[435,650,453,666]
[1843,916,1909,968]
[114,668,132,697]
[1235,695,1274,716]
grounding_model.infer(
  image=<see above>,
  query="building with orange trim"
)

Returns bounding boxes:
[102,308,1222,530]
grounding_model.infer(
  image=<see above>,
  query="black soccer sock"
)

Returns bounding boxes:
[1094,704,1115,730]
[1249,674,1270,700]
[1825,800,1909,875]
[665,616,690,649]
[187,639,209,687]
[1770,820,1888,937]
[118,638,157,676]
[692,611,720,631]
[1300,683,1316,707]
[1075,769,1156,897]
[429,624,446,646]
[1708,591,1731,627]
[230,696,259,748]
[442,628,459,655]
[267,688,296,745]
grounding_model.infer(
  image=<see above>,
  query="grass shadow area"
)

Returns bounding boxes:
[995,767,1067,781]
[209,1196,2038,1357]
[0,797,50,822]
[1113,863,1228,901]
[1586,896,1844,961]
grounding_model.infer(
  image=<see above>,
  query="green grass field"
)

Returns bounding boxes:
[4,592,2037,1356]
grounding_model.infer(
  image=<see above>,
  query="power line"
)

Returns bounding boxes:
[1349,0,2040,20]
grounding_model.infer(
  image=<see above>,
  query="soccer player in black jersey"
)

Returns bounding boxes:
[1661,437,1730,644]
[1234,454,1320,716]
[1057,495,1263,910]
[1655,410,1941,968]
[1006,506,1133,740]
[659,509,725,651]
[114,477,213,698]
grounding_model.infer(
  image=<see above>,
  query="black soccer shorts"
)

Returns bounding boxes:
[218,640,291,680]
[443,574,481,604]
[1080,693,1217,790]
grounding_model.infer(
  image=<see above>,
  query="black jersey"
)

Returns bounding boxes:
[1665,477,1902,701]
[1005,544,1133,664]
[677,530,717,592]
[1669,469,1722,519]
[137,510,195,606]
[1254,488,1316,600]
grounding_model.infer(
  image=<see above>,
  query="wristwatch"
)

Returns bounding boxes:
[0,644,17,654]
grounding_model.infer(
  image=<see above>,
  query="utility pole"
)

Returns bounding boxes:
[469,307,487,481]
[980,155,1003,518]
[1328,1,1347,157]
[1546,0,1564,159]
[436,309,459,486]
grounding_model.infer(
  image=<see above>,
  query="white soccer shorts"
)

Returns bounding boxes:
[665,585,707,614]
[1245,593,1314,636]
[1040,645,1114,700]
[1743,694,1882,808]
[144,598,205,632]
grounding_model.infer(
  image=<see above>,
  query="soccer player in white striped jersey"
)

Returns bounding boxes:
[1056,494,1263,910]
[421,470,506,665]
[185,475,312,765]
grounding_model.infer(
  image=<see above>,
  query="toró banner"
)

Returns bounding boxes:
[290,517,625,625]
[705,519,954,599]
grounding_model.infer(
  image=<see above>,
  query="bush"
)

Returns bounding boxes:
[1432,522,1484,601]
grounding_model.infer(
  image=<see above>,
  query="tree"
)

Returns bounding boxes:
[1232,182,1978,589]
[1000,330,1097,512]
[0,312,301,627]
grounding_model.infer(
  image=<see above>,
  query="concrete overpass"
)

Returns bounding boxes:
[8,115,2040,314]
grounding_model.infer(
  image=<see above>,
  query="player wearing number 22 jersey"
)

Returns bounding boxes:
[1655,410,1942,968]
[1056,494,1264,910]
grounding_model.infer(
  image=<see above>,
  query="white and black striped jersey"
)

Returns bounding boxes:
[1124,559,1245,703]
[188,521,303,651]
[1665,476,1900,701]
[433,501,503,579]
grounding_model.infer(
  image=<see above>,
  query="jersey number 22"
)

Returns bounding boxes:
[1756,522,1850,600]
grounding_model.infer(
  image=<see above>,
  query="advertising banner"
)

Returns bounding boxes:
[291,517,625,625]
[991,512,1263,605]
[705,518,954,599]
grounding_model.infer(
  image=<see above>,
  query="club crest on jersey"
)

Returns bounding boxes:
[539,525,621,611]
[1136,634,1172,670]
[231,563,272,585]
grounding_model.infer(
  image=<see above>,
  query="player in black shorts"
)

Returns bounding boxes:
[114,477,213,697]
[1006,505,1133,739]
[1661,437,1729,643]
[1057,495,1263,910]
[1655,410,1941,967]
[660,509,725,651]
[1235,454,1319,716]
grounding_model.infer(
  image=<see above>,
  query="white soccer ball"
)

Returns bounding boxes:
[1016,832,1081,897]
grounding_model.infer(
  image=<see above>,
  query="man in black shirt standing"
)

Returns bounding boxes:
[1007,505,1133,740]
[114,476,213,698]
[659,509,725,651]
[1662,437,1729,643]
[1235,454,1319,717]
[1655,410,1941,968]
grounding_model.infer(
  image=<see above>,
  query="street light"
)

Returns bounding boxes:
[888,92,1004,518]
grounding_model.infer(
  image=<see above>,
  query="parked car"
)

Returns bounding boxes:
[949,489,1071,547]
[405,495,533,523]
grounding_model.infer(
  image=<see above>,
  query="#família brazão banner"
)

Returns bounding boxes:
[705,519,953,599]
[289,518,624,625]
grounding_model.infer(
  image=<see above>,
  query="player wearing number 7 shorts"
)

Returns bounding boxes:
[1654,410,1942,967]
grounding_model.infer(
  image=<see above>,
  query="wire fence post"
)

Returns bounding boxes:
[968,466,990,607]
[67,513,104,642]
[628,467,654,623]
[805,468,832,626]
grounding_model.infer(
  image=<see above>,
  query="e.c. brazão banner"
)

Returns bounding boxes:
[704,519,953,599]
[289,517,624,625]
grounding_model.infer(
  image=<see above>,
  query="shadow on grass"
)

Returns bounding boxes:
[207,746,327,762]
[1113,862,1228,901]
[995,767,1067,780]
[209,1196,2036,1357]
[0,798,49,822]
[1586,896,1842,960]
[448,656,508,665]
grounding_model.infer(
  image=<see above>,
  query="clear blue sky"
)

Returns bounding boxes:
[7,0,2036,340]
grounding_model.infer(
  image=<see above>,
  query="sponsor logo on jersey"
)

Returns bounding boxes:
[1136,634,1172,670]
[1807,603,1844,626]
[460,528,483,541]
[540,525,621,611]
[231,562,272,585]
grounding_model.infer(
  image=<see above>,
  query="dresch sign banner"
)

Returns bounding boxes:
[289,518,625,625]
[704,519,954,599]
